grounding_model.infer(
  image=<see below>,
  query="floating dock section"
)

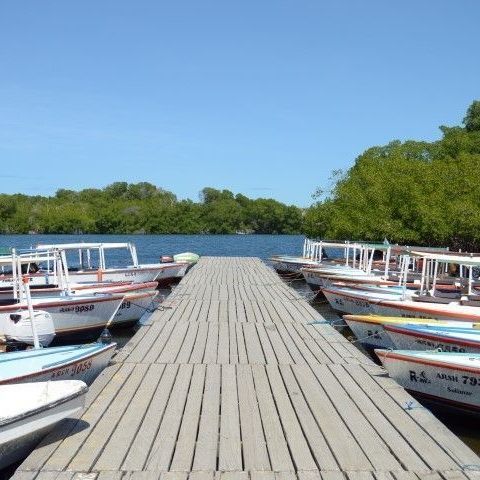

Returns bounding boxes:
[13,257,480,480]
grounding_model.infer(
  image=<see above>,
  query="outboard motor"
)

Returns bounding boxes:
[2,310,55,347]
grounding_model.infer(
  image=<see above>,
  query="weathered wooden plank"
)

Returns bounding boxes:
[203,323,219,363]
[251,365,294,471]
[277,364,338,470]
[122,364,179,470]
[170,364,206,470]
[156,322,189,363]
[329,364,428,470]
[309,364,401,470]
[192,364,221,470]
[237,364,270,470]
[217,321,230,363]
[46,363,136,470]
[242,322,266,364]
[94,364,165,470]
[218,364,242,471]
[176,322,200,363]
[291,364,372,471]
[265,365,318,471]
[146,364,194,470]
[345,364,467,470]
[69,363,149,470]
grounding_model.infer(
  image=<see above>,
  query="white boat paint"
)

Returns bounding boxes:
[343,316,396,349]
[0,293,125,342]
[321,285,406,315]
[384,324,480,353]
[376,349,480,414]
[0,343,116,385]
[0,380,87,469]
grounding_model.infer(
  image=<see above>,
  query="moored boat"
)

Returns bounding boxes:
[31,242,187,286]
[343,314,475,350]
[376,349,480,415]
[0,342,116,385]
[384,323,480,353]
[0,251,126,343]
[321,284,409,315]
[0,293,125,343]
[0,380,87,469]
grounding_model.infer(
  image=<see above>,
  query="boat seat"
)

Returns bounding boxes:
[461,300,480,307]
[412,295,455,304]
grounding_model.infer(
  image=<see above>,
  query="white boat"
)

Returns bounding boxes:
[0,293,125,343]
[376,349,480,415]
[0,342,116,385]
[370,297,480,322]
[0,251,126,343]
[34,242,188,286]
[270,255,323,275]
[384,323,480,353]
[343,314,475,350]
[35,280,159,329]
[321,282,480,323]
[110,286,158,328]
[270,239,351,275]
[0,280,142,301]
[0,380,87,469]
[321,284,409,315]
[302,244,453,291]
[0,276,157,335]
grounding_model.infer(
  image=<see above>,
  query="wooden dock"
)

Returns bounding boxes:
[13,257,480,480]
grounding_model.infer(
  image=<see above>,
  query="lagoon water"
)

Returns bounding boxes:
[0,233,478,463]
[0,234,305,262]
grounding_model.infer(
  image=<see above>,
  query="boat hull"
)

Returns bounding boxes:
[0,381,86,469]
[0,295,124,343]
[322,287,380,315]
[385,325,480,353]
[0,343,116,386]
[377,351,480,415]
[111,290,158,328]
[343,317,395,349]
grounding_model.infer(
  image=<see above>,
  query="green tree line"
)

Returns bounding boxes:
[304,101,480,251]
[0,184,302,235]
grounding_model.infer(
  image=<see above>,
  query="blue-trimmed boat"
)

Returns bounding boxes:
[0,342,116,385]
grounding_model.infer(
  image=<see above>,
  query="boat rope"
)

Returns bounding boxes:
[308,319,348,328]
[349,331,382,345]
[403,400,426,411]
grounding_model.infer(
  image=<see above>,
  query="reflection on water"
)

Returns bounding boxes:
[285,277,480,455]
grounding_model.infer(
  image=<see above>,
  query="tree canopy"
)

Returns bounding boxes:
[304,101,480,251]
[0,184,302,235]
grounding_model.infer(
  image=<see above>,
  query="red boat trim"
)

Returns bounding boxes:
[344,317,386,326]
[377,350,480,374]
[0,294,124,312]
[322,287,387,302]
[96,281,158,294]
[0,343,116,385]
[384,324,480,348]
[322,287,480,321]
[124,291,157,301]
[378,299,480,321]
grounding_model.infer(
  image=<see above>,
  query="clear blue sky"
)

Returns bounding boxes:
[0,1,478,206]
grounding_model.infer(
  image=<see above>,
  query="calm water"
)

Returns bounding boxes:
[0,234,305,264]
[0,234,478,474]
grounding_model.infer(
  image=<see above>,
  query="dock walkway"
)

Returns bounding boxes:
[13,257,480,480]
